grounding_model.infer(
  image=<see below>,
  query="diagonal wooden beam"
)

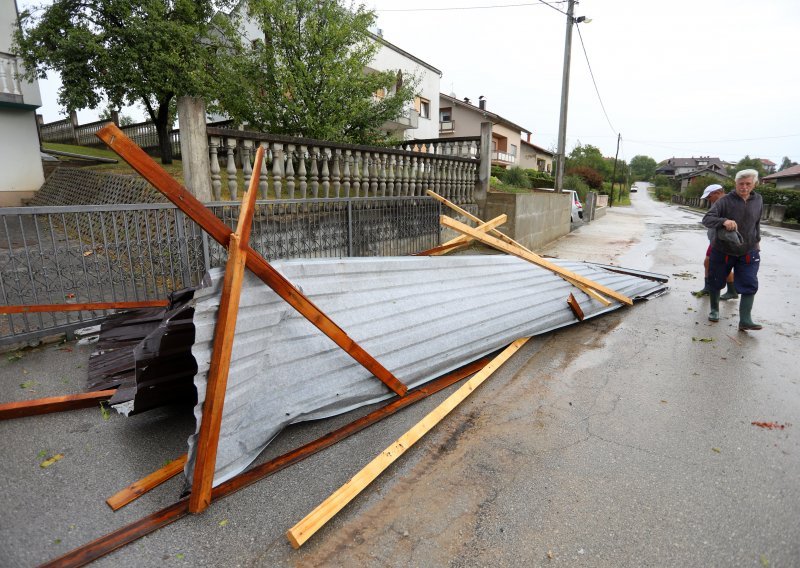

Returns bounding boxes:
[106,456,187,511]
[189,146,262,514]
[0,390,116,420]
[96,124,406,397]
[286,338,531,548]
[426,190,612,305]
[0,301,168,314]
[440,215,633,305]
[416,214,507,257]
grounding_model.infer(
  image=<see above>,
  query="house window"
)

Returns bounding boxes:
[419,98,431,119]
[537,159,545,172]
[440,107,452,122]
[510,144,517,157]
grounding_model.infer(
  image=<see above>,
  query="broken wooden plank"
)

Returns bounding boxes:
[0,301,168,314]
[286,337,530,549]
[440,215,633,306]
[106,456,187,511]
[96,124,407,397]
[567,293,585,321]
[426,190,612,304]
[189,146,262,514]
[433,213,508,254]
[0,390,116,420]
[39,358,489,568]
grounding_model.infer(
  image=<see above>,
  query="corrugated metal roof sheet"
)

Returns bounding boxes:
[186,255,669,486]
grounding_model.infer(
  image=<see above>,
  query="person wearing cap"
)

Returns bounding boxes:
[702,169,763,330]
[693,184,737,299]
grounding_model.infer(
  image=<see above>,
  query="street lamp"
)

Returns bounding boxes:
[555,0,589,193]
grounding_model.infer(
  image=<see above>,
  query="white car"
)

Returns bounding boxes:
[564,190,584,222]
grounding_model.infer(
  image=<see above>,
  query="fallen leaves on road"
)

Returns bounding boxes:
[751,421,789,430]
[40,453,64,468]
[711,447,721,453]
[692,337,714,343]
[7,352,24,362]
[672,272,695,279]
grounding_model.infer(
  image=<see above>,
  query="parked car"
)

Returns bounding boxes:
[564,189,583,222]
[630,185,638,193]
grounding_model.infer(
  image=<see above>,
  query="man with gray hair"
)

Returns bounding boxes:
[702,169,763,330]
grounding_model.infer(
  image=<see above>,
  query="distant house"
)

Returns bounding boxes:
[655,156,728,177]
[0,0,45,206]
[759,158,777,175]
[519,140,553,173]
[674,167,731,192]
[763,165,800,190]
[438,93,538,170]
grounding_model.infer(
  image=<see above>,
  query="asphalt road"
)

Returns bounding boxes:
[1,189,798,567]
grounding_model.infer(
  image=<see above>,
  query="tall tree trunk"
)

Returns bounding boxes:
[155,100,174,165]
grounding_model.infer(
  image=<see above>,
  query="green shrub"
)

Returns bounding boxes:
[524,169,554,189]
[654,185,673,201]
[685,175,727,198]
[489,175,504,187]
[504,166,530,188]
[759,186,800,221]
[563,174,589,202]
[491,165,508,181]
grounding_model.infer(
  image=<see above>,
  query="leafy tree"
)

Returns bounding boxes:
[99,106,135,127]
[729,155,765,178]
[779,156,798,171]
[566,165,603,189]
[565,143,612,180]
[14,0,237,164]
[629,155,657,181]
[214,0,417,145]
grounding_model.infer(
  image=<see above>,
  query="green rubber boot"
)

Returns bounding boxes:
[708,289,720,322]
[720,281,739,301]
[692,278,711,297]
[738,294,762,331]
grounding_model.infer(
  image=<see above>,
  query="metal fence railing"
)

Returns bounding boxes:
[0,197,441,347]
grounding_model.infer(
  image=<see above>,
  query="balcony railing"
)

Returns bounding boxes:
[439,120,455,133]
[0,53,23,103]
[491,151,515,164]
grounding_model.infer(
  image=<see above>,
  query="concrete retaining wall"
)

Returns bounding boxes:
[484,190,570,250]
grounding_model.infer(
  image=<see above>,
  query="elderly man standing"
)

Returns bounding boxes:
[702,169,763,330]
[693,183,737,299]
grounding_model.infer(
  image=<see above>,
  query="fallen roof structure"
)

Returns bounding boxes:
[186,254,668,487]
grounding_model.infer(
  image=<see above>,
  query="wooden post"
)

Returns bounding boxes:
[188,147,262,514]
[0,301,168,314]
[96,124,407,397]
[286,338,530,549]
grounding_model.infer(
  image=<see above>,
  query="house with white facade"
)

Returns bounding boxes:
[438,93,545,170]
[0,0,45,206]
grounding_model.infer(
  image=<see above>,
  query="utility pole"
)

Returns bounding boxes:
[610,132,621,206]
[555,0,576,193]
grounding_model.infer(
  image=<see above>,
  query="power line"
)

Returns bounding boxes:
[377,1,567,12]
[534,0,569,16]
[575,24,616,136]
[626,133,800,144]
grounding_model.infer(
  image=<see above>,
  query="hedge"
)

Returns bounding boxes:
[758,187,800,221]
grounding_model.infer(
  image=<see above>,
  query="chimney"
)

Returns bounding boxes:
[527,133,531,143]
[463,97,471,104]
[478,95,486,110]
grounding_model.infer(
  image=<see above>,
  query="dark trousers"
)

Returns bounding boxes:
[708,248,760,294]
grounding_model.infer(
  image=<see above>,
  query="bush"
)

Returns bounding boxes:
[525,169,554,189]
[489,175,504,187]
[759,186,800,221]
[504,166,530,188]
[566,165,603,189]
[563,174,589,202]
[654,185,673,202]
[491,165,508,181]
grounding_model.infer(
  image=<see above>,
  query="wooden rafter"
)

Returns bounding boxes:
[106,456,187,511]
[567,293,585,321]
[286,338,530,549]
[0,301,168,314]
[440,215,632,306]
[0,390,116,420]
[95,124,407,398]
[427,190,613,306]
[188,145,263,514]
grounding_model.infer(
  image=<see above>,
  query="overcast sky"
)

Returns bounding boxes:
[28,0,800,165]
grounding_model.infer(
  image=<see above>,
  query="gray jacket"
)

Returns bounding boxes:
[702,191,762,252]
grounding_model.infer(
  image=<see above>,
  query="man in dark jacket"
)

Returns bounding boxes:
[702,169,763,330]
